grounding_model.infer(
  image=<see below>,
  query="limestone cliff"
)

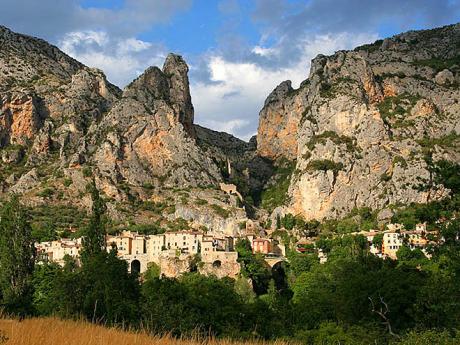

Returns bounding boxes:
[257,23,460,220]
[2,23,460,231]
[0,26,245,234]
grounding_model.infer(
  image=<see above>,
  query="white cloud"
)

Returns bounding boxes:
[191,32,378,140]
[251,45,278,57]
[205,119,251,136]
[58,30,167,87]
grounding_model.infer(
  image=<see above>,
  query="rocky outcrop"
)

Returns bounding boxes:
[87,54,221,191]
[0,92,43,146]
[257,23,460,220]
[257,81,303,161]
[0,26,244,231]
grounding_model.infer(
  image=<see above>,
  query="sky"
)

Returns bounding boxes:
[1,0,460,140]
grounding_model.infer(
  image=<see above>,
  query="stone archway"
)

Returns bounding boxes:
[131,259,141,274]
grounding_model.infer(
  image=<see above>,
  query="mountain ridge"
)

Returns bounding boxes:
[257,23,460,221]
[1,23,459,234]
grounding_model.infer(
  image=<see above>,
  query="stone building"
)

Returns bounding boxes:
[35,238,82,266]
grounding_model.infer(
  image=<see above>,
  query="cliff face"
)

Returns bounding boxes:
[0,26,250,234]
[88,54,221,195]
[257,80,302,160]
[257,24,460,220]
[2,23,460,229]
[0,25,221,191]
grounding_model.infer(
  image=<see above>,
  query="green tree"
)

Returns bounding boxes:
[0,196,35,315]
[373,233,384,250]
[143,262,161,282]
[46,255,85,318]
[31,219,57,242]
[412,219,460,329]
[80,249,140,324]
[235,238,272,294]
[287,250,319,279]
[141,273,245,337]
[32,262,61,315]
[81,181,107,259]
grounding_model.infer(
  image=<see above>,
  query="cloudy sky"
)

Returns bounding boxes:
[1,0,460,140]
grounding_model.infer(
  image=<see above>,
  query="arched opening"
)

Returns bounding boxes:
[272,261,290,294]
[131,259,141,274]
[212,260,222,268]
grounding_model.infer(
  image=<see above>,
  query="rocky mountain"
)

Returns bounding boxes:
[0,25,253,236]
[1,23,459,234]
[257,23,460,221]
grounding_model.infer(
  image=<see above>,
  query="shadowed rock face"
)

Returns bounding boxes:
[257,23,460,220]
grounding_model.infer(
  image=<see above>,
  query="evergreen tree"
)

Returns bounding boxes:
[0,196,35,315]
[78,182,140,324]
[82,181,107,259]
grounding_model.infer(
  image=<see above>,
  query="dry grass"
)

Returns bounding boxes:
[0,318,292,345]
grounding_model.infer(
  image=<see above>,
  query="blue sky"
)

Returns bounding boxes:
[1,0,460,140]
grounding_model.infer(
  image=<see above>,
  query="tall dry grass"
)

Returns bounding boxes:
[0,318,293,345]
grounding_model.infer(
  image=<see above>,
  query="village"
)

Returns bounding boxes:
[35,221,437,279]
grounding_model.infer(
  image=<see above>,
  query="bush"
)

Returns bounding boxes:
[82,166,92,178]
[393,156,408,169]
[307,131,358,152]
[377,93,421,126]
[417,132,460,150]
[63,178,73,187]
[195,198,208,206]
[37,188,55,199]
[412,55,460,72]
[307,160,344,174]
[260,160,296,213]
[210,204,230,219]
[380,173,392,182]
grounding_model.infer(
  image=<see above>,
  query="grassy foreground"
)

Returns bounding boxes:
[0,318,292,345]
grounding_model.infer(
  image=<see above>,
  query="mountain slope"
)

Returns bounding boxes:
[0,26,252,235]
[257,23,460,221]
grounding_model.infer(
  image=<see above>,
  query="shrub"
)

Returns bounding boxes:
[307,131,359,152]
[377,93,421,126]
[63,178,73,187]
[195,198,208,206]
[393,156,408,169]
[82,166,92,178]
[417,132,460,150]
[354,39,383,52]
[37,188,55,198]
[412,55,460,72]
[306,160,344,174]
[260,160,296,213]
[380,173,392,182]
[210,204,230,219]
[142,182,154,190]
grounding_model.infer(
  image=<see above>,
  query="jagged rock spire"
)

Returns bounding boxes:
[123,53,195,136]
